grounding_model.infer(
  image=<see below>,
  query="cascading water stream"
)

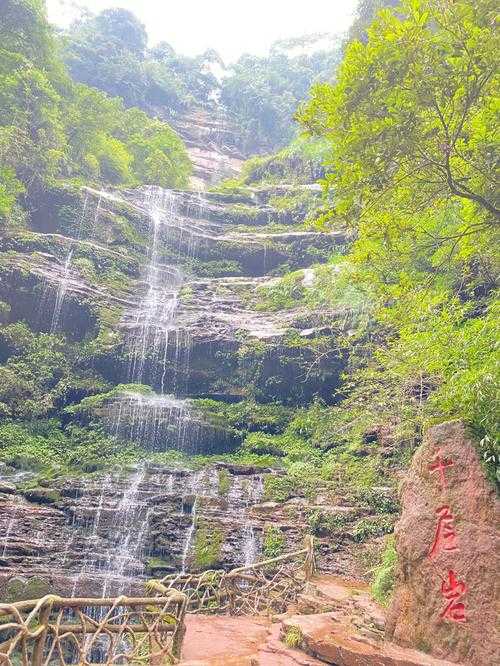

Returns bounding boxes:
[126,187,187,387]
[100,466,148,597]
[50,249,74,333]
[242,524,258,567]
[240,474,264,566]
[110,392,198,452]
[47,190,94,333]
[181,470,204,573]
[1,507,19,559]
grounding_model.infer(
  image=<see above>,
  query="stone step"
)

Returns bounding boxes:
[280,613,459,666]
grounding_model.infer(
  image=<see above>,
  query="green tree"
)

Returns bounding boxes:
[347,0,401,43]
[299,0,499,227]
[221,37,341,152]
[0,0,191,223]
[0,0,52,62]
[296,0,499,449]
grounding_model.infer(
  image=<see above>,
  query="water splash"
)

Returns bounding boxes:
[107,391,203,453]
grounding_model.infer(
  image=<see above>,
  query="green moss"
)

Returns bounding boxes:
[255,271,306,312]
[283,625,303,649]
[23,488,61,504]
[146,557,173,574]
[193,521,224,570]
[371,536,397,606]
[64,384,154,417]
[356,488,399,515]
[307,509,353,537]
[353,515,395,543]
[194,399,292,440]
[5,577,51,603]
[217,468,231,496]
[263,525,285,558]
[263,474,297,502]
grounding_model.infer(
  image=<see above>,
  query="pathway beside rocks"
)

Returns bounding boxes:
[179,614,324,666]
[179,576,459,666]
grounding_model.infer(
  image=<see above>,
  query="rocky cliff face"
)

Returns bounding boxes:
[0,183,347,408]
[0,460,397,601]
[0,103,403,615]
[0,116,360,602]
[170,109,246,188]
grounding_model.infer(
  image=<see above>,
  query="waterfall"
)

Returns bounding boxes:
[49,249,74,333]
[109,392,197,452]
[70,468,151,597]
[180,470,204,573]
[101,466,148,596]
[181,497,198,574]
[239,474,264,566]
[47,190,93,333]
[125,187,187,387]
[1,506,19,559]
[71,475,111,596]
[242,524,258,567]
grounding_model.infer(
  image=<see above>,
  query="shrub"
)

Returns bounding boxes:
[263,525,285,558]
[371,536,397,606]
[352,515,395,543]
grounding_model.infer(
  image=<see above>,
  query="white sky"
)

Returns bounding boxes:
[46,0,358,64]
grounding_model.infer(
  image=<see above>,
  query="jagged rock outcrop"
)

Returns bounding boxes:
[177,577,458,665]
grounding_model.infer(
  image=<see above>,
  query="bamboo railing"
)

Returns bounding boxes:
[0,591,187,665]
[148,536,316,616]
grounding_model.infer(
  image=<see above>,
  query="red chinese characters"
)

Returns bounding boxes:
[429,453,454,490]
[428,451,468,623]
[440,570,467,623]
[429,506,459,559]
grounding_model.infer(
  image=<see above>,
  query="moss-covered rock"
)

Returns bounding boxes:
[23,488,62,505]
[193,520,224,570]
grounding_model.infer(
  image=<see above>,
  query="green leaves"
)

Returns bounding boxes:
[0,2,192,223]
[0,168,24,219]
[299,0,499,229]
[292,0,500,471]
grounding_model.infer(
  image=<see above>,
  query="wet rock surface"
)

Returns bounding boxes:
[0,464,392,601]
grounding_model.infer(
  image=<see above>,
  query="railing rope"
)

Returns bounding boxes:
[0,592,187,665]
[149,537,316,616]
[0,540,316,663]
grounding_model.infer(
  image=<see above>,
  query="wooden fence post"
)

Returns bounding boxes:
[31,599,52,666]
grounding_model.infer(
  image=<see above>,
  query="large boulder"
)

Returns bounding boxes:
[386,420,499,665]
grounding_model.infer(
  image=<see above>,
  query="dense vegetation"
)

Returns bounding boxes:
[219,36,342,152]
[0,0,191,229]
[296,0,499,466]
[60,9,344,153]
[62,8,222,113]
[224,0,499,489]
